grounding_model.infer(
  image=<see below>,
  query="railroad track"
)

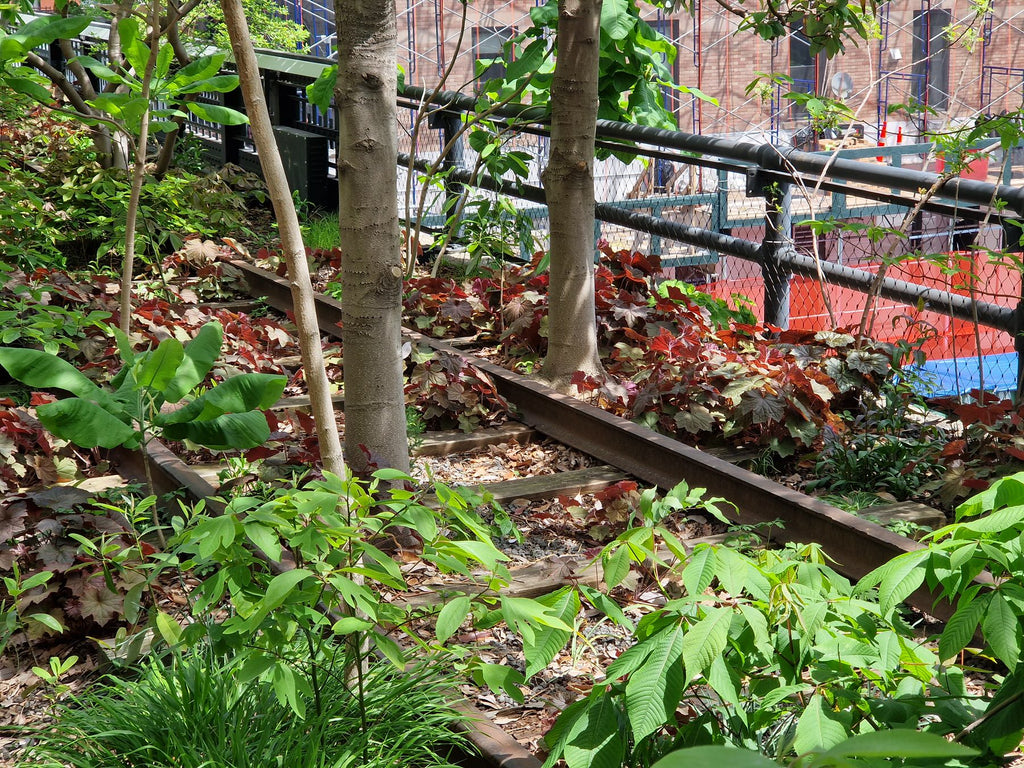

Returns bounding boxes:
[99,260,961,768]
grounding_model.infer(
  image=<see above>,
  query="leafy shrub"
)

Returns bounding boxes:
[405,345,512,431]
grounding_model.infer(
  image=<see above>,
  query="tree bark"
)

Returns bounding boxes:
[539,0,605,391]
[220,0,346,479]
[334,0,409,474]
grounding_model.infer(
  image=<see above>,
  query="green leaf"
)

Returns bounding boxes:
[435,596,471,645]
[243,522,282,562]
[136,338,184,391]
[37,399,137,449]
[154,611,182,646]
[872,550,929,615]
[579,584,633,630]
[563,692,625,768]
[793,692,847,753]
[200,372,287,414]
[600,0,634,40]
[625,623,684,743]
[262,568,314,612]
[682,545,717,596]
[171,53,227,86]
[174,74,239,95]
[0,347,100,398]
[982,590,1022,668]
[371,631,406,668]
[306,65,337,111]
[186,101,249,125]
[524,587,579,677]
[939,592,987,660]
[163,322,222,403]
[474,663,525,704]
[602,545,630,589]
[650,746,778,768]
[163,411,271,450]
[26,612,64,633]
[8,14,93,53]
[331,616,374,634]
[820,729,979,760]
[7,75,53,103]
[682,607,731,682]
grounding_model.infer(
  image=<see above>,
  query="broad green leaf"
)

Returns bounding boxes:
[26,612,64,633]
[135,338,184,391]
[9,15,92,53]
[174,74,240,95]
[435,595,472,644]
[154,611,182,645]
[199,372,287,414]
[563,692,625,768]
[474,663,525,704]
[625,623,684,743]
[117,17,150,75]
[37,399,137,449]
[650,746,777,768]
[155,41,174,80]
[163,321,222,402]
[7,75,53,103]
[243,521,282,562]
[306,64,337,111]
[171,53,227,86]
[793,693,847,753]
[579,584,633,630]
[981,590,1022,668]
[262,568,314,612]
[958,505,1024,534]
[75,55,125,84]
[939,593,987,660]
[600,0,634,40]
[602,545,630,589]
[372,631,406,668]
[187,101,249,125]
[682,607,731,681]
[874,550,928,614]
[524,587,579,677]
[163,411,271,450]
[0,347,100,398]
[820,729,979,760]
[331,616,374,634]
[682,545,717,596]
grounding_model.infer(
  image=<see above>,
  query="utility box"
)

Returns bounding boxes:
[271,126,334,208]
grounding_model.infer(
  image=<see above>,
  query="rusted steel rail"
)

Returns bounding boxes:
[231,260,955,619]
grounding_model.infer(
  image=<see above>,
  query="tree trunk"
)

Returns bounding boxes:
[539,0,605,391]
[220,0,346,479]
[334,0,409,474]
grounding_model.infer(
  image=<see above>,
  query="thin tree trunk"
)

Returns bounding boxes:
[220,0,346,479]
[119,0,161,336]
[334,0,409,474]
[539,0,605,391]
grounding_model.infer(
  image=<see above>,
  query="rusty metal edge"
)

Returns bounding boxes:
[110,437,543,768]
[232,259,954,619]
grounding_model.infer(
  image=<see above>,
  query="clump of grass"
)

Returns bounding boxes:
[302,214,341,251]
[22,650,475,768]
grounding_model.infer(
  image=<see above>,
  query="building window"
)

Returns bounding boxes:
[648,17,681,126]
[912,8,951,110]
[473,26,513,82]
[789,21,823,116]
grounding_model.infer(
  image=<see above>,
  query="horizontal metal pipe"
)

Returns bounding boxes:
[399,154,1016,333]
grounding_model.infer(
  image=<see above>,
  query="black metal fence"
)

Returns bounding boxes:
[37,33,1024,399]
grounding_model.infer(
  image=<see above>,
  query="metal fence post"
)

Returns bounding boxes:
[1003,214,1024,402]
[762,180,793,329]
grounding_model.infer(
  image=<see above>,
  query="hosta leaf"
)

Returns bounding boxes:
[682,607,731,681]
[563,692,625,768]
[793,693,847,753]
[624,623,684,743]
